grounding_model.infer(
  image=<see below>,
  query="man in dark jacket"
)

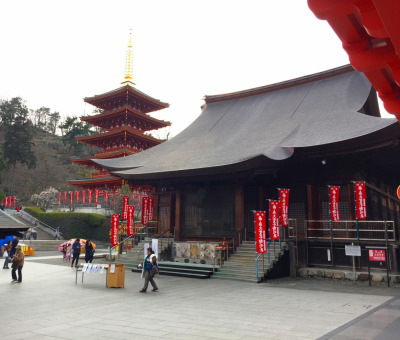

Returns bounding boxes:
[10,236,19,259]
[71,239,81,268]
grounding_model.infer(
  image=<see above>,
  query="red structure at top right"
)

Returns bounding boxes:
[308,0,400,121]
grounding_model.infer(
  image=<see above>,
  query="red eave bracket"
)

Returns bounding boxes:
[308,0,400,121]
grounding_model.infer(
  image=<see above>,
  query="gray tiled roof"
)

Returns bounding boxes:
[0,210,27,230]
[94,67,398,180]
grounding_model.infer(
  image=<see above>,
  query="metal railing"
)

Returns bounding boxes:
[19,210,61,240]
[255,253,265,282]
[299,220,395,242]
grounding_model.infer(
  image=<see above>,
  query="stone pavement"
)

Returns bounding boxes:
[0,252,399,339]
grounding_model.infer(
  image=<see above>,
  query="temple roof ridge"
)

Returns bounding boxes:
[204,64,355,104]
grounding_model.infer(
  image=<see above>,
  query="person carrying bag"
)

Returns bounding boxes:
[139,247,159,293]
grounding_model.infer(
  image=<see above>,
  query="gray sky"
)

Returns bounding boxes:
[0,0,388,137]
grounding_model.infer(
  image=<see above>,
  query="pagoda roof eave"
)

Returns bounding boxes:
[67,176,122,188]
[84,84,169,113]
[76,127,163,144]
[72,149,134,164]
[80,105,171,128]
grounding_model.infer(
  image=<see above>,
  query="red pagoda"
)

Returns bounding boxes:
[67,34,170,191]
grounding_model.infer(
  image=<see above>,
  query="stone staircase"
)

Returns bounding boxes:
[8,210,57,241]
[117,238,218,279]
[116,237,173,269]
[212,240,288,283]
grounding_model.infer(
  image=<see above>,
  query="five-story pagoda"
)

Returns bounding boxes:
[67,34,170,190]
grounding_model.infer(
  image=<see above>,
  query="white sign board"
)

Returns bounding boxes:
[345,245,361,257]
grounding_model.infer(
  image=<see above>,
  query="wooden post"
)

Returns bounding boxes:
[174,191,181,241]
[235,183,244,233]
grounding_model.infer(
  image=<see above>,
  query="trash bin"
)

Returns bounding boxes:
[106,263,125,288]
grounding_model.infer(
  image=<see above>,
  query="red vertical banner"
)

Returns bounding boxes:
[254,211,267,253]
[148,196,155,221]
[127,206,135,236]
[12,196,17,207]
[269,200,280,239]
[64,192,67,205]
[278,189,290,226]
[94,189,99,204]
[141,196,150,225]
[110,214,120,246]
[104,190,109,204]
[75,191,80,204]
[69,192,73,205]
[88,190,93,204]
[82,190,86,204]
[57,192,61,205]
[121,195,129,220]
[354,181,367,219]
[328,186,340,221]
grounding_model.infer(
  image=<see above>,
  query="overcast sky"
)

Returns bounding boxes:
[0,0,391,137]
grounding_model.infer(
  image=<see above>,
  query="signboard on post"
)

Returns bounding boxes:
[368,249,386,262]
[366,246,389,287]
[345,245,361,257]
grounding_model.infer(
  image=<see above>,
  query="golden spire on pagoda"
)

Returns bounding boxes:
[121,29,135,86]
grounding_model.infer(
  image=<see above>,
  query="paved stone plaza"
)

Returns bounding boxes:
[1,252,399,339]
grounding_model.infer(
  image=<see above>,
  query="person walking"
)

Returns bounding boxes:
[11,246,24,283]
[2,241,12,269]
[71,239,81,268]
[62,244,67,261]
[85,240,95,263]
[10,236,19,259]
[140,247,158,293]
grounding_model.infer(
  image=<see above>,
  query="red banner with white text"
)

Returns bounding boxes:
[127,206,135,236]
[110,214,120,246]
[278,189,290,226]
[354,182,367,220]
[254,211,267,253]
[148,196,155,221]
[329,186,340,221]
[141,196,150,225]
[269,200,280,239]
[121,195,129,220]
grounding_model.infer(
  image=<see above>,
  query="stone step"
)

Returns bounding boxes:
[213,240,288,283]
[21,240,63,251]
[212,272,260,283]
[218,266,271,275]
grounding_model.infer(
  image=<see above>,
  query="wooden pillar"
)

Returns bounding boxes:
[174,191,181,241]
[235,183,244,232]
[258,186,265,211]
